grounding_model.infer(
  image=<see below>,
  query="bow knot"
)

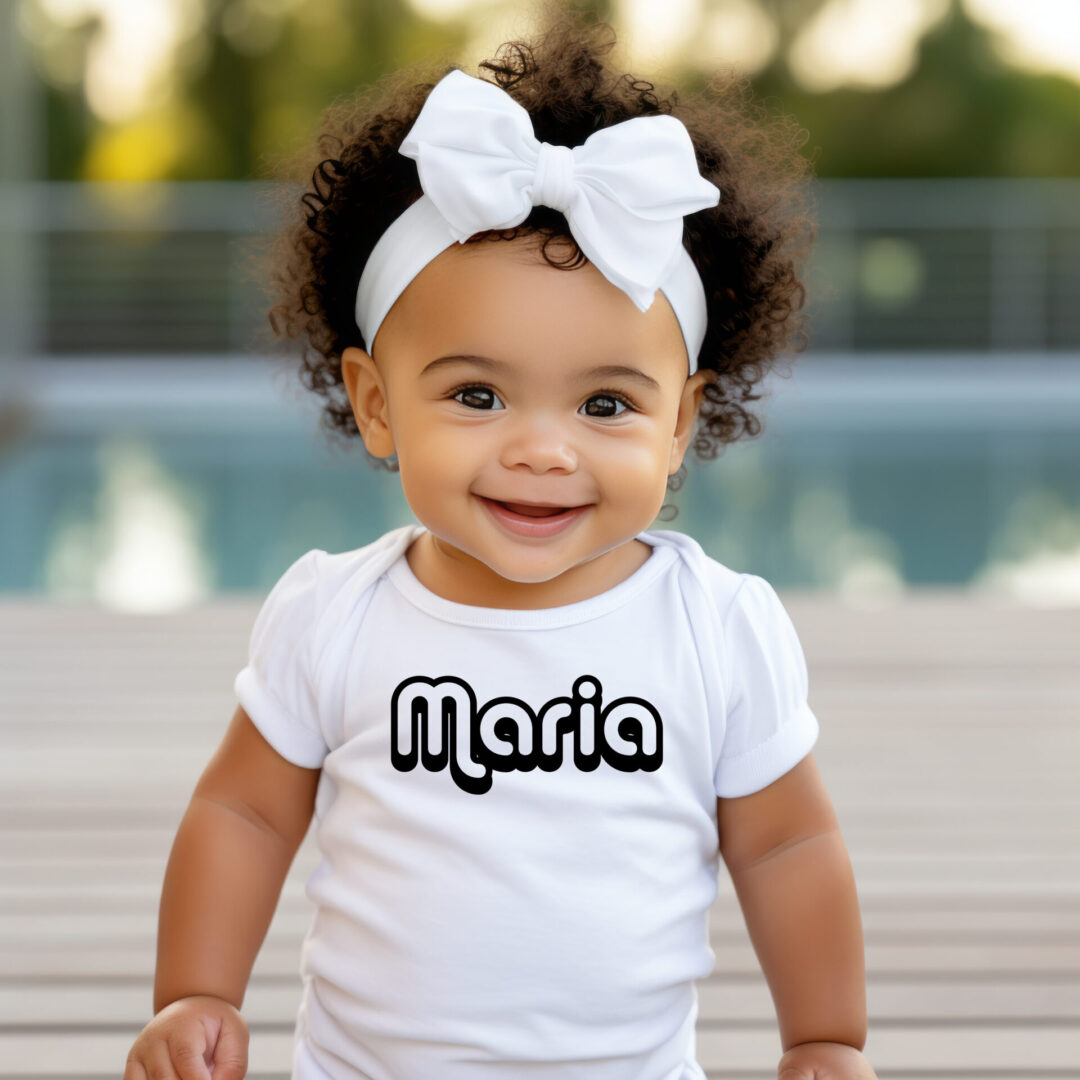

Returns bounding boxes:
[397,69,721,312]
[532,141,577,214]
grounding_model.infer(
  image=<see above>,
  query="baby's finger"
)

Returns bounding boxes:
[166,1029,213,1080]
[206,1016,249,1080]
[121,1052,148,1080]
[142,1037,183,1080]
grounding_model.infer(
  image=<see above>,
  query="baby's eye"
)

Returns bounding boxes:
[449,384,636,418]
[451,385,505,410]
[582,393,634,419]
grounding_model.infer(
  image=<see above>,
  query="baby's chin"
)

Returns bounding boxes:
[427,527,585,582]
[448,542,580,586]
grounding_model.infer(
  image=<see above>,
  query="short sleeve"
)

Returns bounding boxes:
[233,549,330,769]
[713,573,820,798]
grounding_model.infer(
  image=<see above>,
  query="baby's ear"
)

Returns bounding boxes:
[669,370,709,473]
[341,346,395,459]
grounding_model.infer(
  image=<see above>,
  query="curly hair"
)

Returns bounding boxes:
[255,0,817,518]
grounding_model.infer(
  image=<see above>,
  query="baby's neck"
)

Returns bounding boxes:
[404,532,652,610]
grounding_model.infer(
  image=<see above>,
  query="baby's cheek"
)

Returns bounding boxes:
[602,435,665,486]
[396,425,469,506]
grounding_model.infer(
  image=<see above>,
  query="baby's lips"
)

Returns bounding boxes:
[479,494,589,517]
[500,501,569,517]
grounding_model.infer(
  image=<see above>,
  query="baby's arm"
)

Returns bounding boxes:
[154,704,320,1013]
[716,752,867,1057]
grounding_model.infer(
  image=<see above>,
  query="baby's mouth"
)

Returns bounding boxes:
[479,496,579,519]
[498,501,568,518]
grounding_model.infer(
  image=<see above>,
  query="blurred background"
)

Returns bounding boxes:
[1,0,1078,608]
[3,3,1079,1076]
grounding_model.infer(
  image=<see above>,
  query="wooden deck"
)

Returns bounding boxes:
[2,590,1078,1078]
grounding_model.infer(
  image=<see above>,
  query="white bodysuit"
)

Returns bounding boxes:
[233,523,820,1080]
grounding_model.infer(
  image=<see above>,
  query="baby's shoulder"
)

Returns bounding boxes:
[318,524,418,584]
[643,528,748,618]
[311,524,423,623]
[644,531,805,691]
[254,525,421,658]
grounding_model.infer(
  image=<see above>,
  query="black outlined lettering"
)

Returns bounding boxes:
[390,674,663,795]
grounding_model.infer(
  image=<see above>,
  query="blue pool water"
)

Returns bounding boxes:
[2,356,1078,605]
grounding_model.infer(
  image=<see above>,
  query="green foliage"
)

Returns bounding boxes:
[22,0,1080,180]
[749,1,1080,177]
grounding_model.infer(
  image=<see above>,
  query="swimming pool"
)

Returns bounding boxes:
[2,354,1078,606]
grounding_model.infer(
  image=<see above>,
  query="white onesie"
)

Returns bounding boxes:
[233,523,819,1080]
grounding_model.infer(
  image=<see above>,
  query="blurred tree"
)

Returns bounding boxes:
[737,0,1080,176]
[17,0,1080,181]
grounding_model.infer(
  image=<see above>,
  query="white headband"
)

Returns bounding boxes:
[354,68,721,376]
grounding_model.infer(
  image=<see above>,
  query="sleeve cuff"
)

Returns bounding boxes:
[713,701,819,799]
[234,666,328,769]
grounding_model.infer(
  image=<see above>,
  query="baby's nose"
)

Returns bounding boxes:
[498,413,579,472]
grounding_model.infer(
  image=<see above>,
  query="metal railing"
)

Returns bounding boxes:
[1,178,1078,361]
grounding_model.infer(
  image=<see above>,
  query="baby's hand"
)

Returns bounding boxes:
[777,1041,878,1080]
[123,994,249,1080]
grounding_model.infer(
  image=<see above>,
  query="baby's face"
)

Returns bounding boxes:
[342,234,709,606]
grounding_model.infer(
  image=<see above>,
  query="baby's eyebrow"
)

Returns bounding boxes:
[421,354,661,392]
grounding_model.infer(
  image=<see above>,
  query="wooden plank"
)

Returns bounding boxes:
[4,978,1080,1026]
[6,942,1080,980]
[2,595,1079,1076]
[1,1024,1079,1076]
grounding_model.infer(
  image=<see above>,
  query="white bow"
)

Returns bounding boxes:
[397,68,722,312]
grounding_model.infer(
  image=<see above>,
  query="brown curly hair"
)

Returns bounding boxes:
[256,0,817,519]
